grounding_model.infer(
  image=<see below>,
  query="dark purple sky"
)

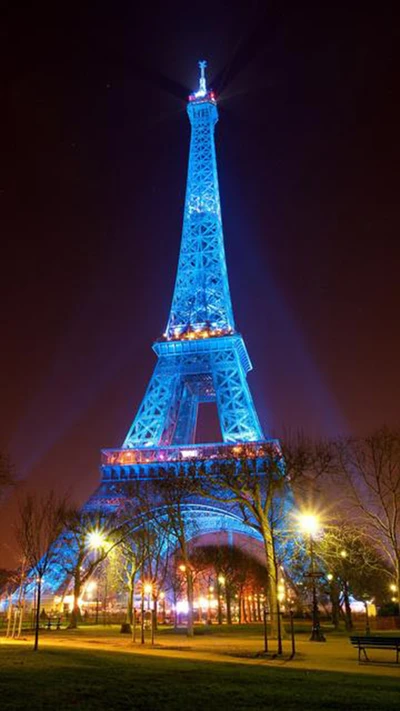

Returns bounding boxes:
[1,2,399,567]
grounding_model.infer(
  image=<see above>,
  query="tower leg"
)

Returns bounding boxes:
[123,359,182,447]
[212,348,263,443]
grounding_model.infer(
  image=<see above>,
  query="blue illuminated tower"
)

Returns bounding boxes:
[92,62,280,538]
[121,61,264,451]
[11,63,281,605]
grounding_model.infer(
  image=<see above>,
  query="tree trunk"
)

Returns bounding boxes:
[151,607,156,645]
[121,582,134,634]
[186,569,194,637]
[153,598,158,631]
[140,589,145,644]
[241,592,247,623]
[329,581,340,630]
[256,593,262,622]
[342,581,353,631]
[132,607,137,643]
[251,594,257,622]
[127,583,133,625]
[226,589,232,625]
[261,522,279,639]
[33,577,42,651]
[246,596,252,622]
[217,580,223,625]
[68,568,82,629]
[173,589,178,629]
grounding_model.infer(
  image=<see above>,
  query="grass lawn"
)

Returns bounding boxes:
[0,643,399,711]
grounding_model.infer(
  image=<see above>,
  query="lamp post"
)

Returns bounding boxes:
[86,529,110,626]
[298,513,326,642]
[217,575,225,625]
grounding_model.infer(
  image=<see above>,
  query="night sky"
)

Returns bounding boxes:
[1,2,399,567]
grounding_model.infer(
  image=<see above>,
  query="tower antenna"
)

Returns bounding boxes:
[197,59,207,97]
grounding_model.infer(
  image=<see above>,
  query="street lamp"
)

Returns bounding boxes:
[298,512,326,642]
[86,529,108,551]
[144,583,153,610]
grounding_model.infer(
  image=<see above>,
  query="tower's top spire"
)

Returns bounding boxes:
[188,59,215,104]
[196,60,207,97]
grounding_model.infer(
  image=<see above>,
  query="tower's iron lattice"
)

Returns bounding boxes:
[120,61,265,454]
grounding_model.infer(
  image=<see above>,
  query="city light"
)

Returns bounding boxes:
[85,580,97,594]
[297,513,320,536]
[86,529,108,550]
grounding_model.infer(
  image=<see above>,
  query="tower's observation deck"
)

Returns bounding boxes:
[103,61,270,473]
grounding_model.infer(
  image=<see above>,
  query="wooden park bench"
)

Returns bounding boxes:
[350,635,400,664]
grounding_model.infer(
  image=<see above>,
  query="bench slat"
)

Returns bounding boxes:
[349,636,400,663]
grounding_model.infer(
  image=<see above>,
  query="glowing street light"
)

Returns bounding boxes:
[86,529,108,551]
[298,513,320,536]
[298,511,325,643]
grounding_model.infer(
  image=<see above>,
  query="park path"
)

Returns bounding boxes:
[2,631,399,678]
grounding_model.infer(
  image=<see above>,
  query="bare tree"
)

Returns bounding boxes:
[335,428,400,605]
[190,543,269,625]
[194,446,286,640]
[140,519,171,645]
[57,509,122,629]
[108,527,149,635]
[319,521,389,630]
[153,469,198,637]
[15,492,67,650]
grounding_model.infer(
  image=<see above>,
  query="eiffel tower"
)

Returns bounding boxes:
[94,62,275,505]
[12,63,280,607]
[85,61,278,542]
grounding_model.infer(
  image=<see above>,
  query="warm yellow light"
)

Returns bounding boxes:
[209,586,214,593]
[86,529,107,550]
[389,583,397,592]
[298,513,320,536]
[217,575,225,585]
[143,583,152,595]
[327,573,333,581]
[159,592,165,600]
[178,564,186,572]
[85,580,97,593]
[340,549,347,558]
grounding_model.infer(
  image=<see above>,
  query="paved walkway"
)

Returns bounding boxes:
[2,630,399,678]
